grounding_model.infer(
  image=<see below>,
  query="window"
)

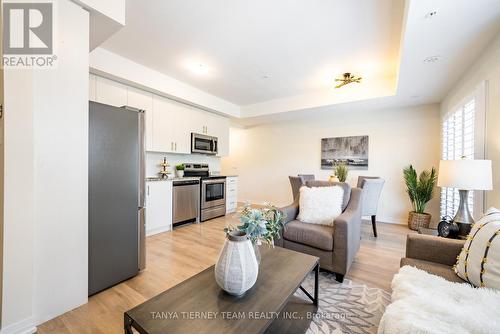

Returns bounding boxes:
[441,99,475,218]
[440,82,486,219]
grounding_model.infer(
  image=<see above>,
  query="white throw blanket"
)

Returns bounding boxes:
[378,266,500,334]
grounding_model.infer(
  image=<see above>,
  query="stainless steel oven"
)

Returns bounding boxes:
[191,133,218,155]
[201,177,226,221]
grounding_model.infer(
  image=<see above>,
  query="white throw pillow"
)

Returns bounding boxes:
[297,186,344,226]
[454,207,500,289]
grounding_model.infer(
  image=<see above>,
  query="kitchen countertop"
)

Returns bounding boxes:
[147,176,237,181]
[146,177,172,182]
[172,177,201,182]
[146,176,202,182]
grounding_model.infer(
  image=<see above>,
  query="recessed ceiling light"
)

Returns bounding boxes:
[186,62,211,75]
[423,56,440,63]
[424,11,437,19]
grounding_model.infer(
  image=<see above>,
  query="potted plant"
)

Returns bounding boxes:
[334,162,349,182]
[224,203,285,263]
[215,204,285,295]
[175,164,185,178]
[403,165,437,230]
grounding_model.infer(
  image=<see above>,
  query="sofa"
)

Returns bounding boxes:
[401,233,466,283]
[377,234,500,333]
[275,180,363,282]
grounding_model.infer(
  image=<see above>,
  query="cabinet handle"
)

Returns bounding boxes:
[175,142,177,151]
[147,185,150,196]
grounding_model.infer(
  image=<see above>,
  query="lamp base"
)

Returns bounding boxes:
[453,189,474,239]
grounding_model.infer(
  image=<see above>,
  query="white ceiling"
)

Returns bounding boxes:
[101,0,500,125]
[101,0,404,105]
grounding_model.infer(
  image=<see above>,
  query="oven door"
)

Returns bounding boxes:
[201,179,226,209]
[192,133,218,155]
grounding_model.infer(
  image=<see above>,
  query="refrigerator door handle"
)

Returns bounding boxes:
[138,207,146,270]
[138,111,146,208]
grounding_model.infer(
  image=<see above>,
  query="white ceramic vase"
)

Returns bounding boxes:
[176,170,184,178]
[215,231,259,296]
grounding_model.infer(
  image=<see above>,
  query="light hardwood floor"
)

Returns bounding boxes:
[38,214,409,333]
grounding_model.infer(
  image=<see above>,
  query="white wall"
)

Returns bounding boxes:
[441,32,500,209]
[146,152,221,178]
[32,0,89,324]
[2,1,89,332]
[2,70,36,333]
[222,104,442,225]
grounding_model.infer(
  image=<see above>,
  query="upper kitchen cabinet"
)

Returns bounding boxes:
[188,108,230,156]
[95,76,128,107]
[91,75,230,156]
[152,95,174,153]
[151,95,192,154]
[89,74,97,101]
[127,87,154,151]
[214,115,230,157]
[205,112,230,157]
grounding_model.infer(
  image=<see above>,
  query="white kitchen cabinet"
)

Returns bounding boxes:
[95,76,128,107]
[89,74,96,101]
[188,107,208,136]
[152,95,194,154]
[190,110,230,156]
[226,176,238,213]
[170,102,193,154]
[92,75,231,156]
[214,115,230,157]
[127,87,154,151]
[152,95,174,153]
[146,180,173,236]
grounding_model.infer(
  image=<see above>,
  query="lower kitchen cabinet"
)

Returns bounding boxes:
[226,176,238,213]
[146,180,173,236]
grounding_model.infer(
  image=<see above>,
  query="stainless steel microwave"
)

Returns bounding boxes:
[191,133,218,155]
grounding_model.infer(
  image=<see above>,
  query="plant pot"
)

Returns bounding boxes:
[328,175,338,183]
[408,211,431,231]
[176,170,184,178]
[215,231,258,296]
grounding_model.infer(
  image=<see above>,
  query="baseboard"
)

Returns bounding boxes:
[0,317,37,334]
[146,225,171,237]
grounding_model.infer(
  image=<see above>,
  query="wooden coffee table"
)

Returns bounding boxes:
[124,246,320,334]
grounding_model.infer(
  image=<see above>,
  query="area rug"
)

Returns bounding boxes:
[295,272,391,334]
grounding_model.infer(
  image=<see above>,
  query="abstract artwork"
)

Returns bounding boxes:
[321,135,369,170]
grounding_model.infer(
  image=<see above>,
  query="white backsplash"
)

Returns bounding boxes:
[146,151,221,178]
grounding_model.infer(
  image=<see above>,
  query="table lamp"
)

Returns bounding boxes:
[437,159,492,238]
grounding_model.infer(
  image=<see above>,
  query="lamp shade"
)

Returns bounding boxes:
[437,159,492,190]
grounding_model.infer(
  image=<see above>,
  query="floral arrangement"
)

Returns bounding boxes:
[224,203,285,246]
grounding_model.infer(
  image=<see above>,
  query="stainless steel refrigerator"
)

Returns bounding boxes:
[89,101,146,296]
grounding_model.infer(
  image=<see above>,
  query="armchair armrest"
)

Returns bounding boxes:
[332,188,363,274]
[405,234,465,266]
[280,201,299,225]
[274,202,298,248]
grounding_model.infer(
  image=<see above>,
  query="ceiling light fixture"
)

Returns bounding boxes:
[334,73,362,89]
[186,62,211,75]
[423,56,440,63]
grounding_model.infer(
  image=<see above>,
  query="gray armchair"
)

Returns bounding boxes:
[276,181,363,282]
